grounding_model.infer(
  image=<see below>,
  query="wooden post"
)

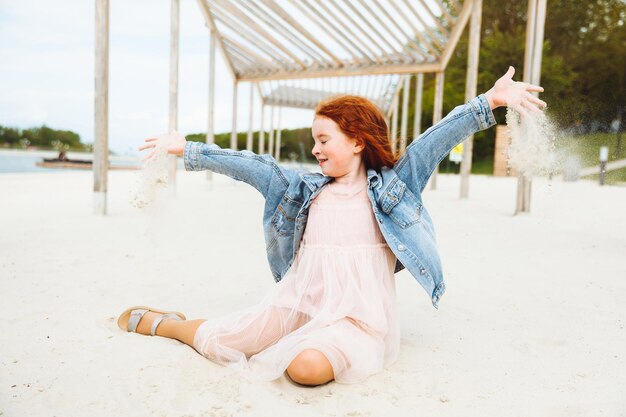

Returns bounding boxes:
[459,0,482,199]
[391,91,399,155]
[516,0,546,214]
[268,105,275,157]
[259,103,265,154]
[430,71,444,190]
[206,29,215,183]
[168,0,180,193]
[94,0,109,215]
[400,75,410,153]
[275,106,282,161]
[493,125,517,176]
[246,83,254,151]
[413,73,423,143]
[231,81,238,150]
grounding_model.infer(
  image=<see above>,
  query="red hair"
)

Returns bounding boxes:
[314,95,398,171]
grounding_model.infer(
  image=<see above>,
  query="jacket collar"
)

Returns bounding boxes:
[299,168,382,192]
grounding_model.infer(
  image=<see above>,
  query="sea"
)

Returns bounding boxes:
[0,149,182,174]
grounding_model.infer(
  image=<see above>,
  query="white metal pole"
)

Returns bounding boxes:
[412,73,423,142]
[268,105,275,157]
[247,83,254,151]
[259,103,265,154]
[94,0,109,215]
[516,0,546,213]
[168,0,179,193]
[430,71,444,190]
[231,81,238,150]
[400,75,410,153]
[391,93,399,155]
[275,106,282,161]
[206,29,215,183]
[459,0,482,199]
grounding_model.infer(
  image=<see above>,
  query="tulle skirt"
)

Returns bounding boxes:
[192,186,400,384]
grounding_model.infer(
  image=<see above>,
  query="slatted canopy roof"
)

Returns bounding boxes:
[258,74,402,113]
[196,0,471,82]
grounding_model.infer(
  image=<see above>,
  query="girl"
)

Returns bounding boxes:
[118,66,546,387]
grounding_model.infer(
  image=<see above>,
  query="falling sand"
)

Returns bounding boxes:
[130,133,173,209]
[505,107,560,178]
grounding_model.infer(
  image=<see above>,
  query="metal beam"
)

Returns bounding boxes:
[241,0,331,67]
[439,0,473,70]
[311,0,383,64]
[213,0,307,69]
[415,0,450,36]
[356,0,423,62]
[263,0,343,67]
[196,0,237,80]
[288,0,362,63]
[239,62,441,82]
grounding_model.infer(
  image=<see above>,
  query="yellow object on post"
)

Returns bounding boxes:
[449,143,464,163]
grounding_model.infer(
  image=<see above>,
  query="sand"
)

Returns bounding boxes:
[1,169,625,417]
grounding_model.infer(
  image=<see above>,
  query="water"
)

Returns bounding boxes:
[0,149,146,174]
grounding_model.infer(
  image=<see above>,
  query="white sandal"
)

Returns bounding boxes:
[117,306,186,336]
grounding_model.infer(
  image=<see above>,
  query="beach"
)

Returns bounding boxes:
[1,169,625,417]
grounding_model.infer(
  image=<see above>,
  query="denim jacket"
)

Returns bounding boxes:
[184,94,496,309]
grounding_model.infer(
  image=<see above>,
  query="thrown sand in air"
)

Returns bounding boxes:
[505,107,560,178]
[130,133,172,208]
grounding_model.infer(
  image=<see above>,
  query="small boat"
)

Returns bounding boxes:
[36,160,139,170]
[37,152,138,170]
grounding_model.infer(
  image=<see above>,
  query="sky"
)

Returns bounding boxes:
[0,0,315,155]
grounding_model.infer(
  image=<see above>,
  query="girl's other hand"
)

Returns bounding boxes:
[138,131,187,162]
[484,66,547,117]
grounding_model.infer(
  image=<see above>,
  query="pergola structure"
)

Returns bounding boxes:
[194,0,479,189]
[93,0,545,215]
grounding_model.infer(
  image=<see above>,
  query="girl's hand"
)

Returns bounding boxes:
[138,131,186,162]
[484,66,547,117]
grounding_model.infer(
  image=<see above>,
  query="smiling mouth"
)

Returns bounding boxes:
[318,159,328,163]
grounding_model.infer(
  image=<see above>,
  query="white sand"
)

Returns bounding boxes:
[1,169,625,416]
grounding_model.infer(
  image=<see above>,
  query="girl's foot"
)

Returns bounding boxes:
[117,306,186,335]
[133,311,168,335]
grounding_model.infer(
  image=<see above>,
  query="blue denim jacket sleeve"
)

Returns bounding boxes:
[183,141,293,194]
[394,94,496,193]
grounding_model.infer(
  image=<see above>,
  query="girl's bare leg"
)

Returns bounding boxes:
[287,349,334,386]
[133,311,334,386]
[133,311,205,347]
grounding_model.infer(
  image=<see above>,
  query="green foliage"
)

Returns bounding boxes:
[398,0,624,169]
[557,131,624,167]
[1,124,87,151]
[187,127,317,163]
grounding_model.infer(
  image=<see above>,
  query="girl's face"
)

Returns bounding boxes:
[311,115,364,178]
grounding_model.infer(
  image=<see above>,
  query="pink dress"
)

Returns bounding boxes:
[192,182,400,384]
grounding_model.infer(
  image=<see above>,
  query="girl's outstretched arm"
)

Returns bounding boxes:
[394,66,546,193]
[139,132,292,196]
